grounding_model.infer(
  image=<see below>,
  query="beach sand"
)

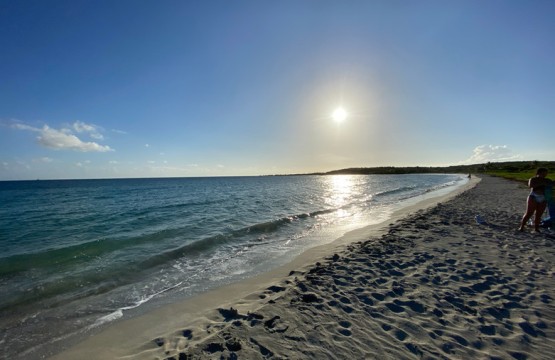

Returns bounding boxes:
[52,175,555,360]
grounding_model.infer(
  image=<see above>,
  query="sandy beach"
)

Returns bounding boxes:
[52,175,555,360]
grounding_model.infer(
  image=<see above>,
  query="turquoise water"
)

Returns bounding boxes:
[0,174,466,358]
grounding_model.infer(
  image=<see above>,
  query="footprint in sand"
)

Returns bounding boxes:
[337,320,352,336]
[356,294,375,305]
[385,302,405,313]
[479,324,496,335]
[518,321,545,337]
[393,328,409,341]
[394,299,426,313]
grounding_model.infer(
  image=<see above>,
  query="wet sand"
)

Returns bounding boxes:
[52,175,555,360]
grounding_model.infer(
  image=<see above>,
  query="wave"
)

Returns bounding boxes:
[424,180,459,193]
[373,177,463,202]
[394,178,463,201]
[373,185,418,198]
[154,198,227,212]
[133,209,337,270]
[89,280,185,329]
[0,205,342,312]
[0,227,187,277]
[242,210,334,234]
[0,204,341,280]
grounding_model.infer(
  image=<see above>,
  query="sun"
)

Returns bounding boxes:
[331,107,348,123]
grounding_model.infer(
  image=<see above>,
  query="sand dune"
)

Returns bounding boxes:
[53,175,555,360]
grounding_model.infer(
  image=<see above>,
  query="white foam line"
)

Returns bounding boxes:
[90,281,185,329]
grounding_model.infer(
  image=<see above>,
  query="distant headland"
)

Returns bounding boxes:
[283,160,555,182]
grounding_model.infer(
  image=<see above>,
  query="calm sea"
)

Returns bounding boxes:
[0,174,466,358]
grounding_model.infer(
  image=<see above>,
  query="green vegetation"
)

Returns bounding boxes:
[483,170,535,182]
[300,161,555,183]
[479,161,555,183]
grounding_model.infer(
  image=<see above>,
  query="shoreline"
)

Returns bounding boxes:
[51,176,477,359]
[158,174,555,359]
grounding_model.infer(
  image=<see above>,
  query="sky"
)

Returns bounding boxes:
[1,0,554,180]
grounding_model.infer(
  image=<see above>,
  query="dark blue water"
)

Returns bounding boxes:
[0,174,466,358]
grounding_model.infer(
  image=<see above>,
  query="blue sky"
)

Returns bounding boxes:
[1,0,554,180]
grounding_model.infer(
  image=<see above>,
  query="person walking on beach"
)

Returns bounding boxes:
[519,167,551,232]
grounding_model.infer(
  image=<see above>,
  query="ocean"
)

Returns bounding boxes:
[0,174,467,358]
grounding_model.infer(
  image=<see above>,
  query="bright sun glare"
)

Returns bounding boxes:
[331,107,348,123]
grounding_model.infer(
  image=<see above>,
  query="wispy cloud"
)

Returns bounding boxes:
[12,122,113,152]
[462,145,522,164]
[33,157,54,163]
[73,120,104,140]
[12,123,35,131]
[76,160,91,167]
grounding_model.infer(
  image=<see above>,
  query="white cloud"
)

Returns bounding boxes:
[12,122,113,152]
[73,121,95,133]
[12,123,36,131]
[462,145,522,164]
[73,121,104,140]
[90,133,104,140]
[109,160,119,164]
[39,125,112,152]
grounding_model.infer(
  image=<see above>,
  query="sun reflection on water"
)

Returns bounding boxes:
[324,175,358,214]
